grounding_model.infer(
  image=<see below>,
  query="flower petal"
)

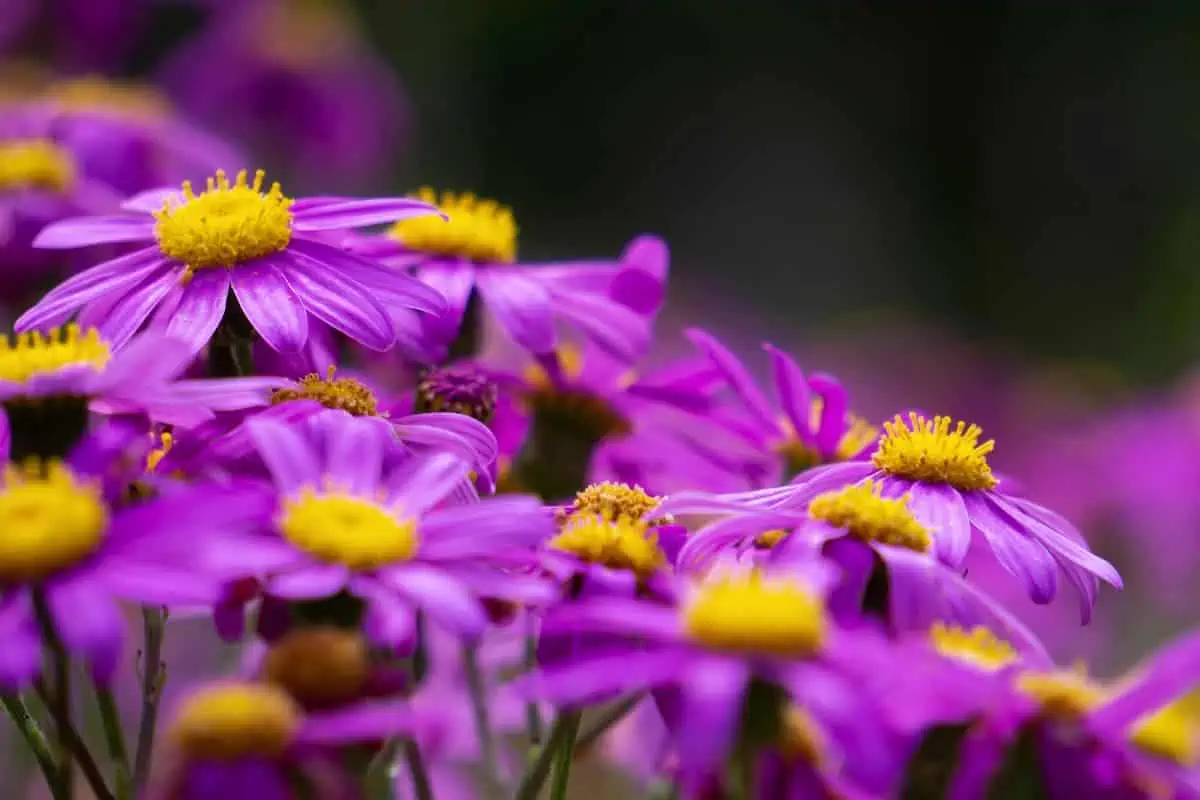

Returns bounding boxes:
[962,492,1057,604]
[763,343,812,440]
[278,250,395,351]
[268,565,349,599]
[378,565,487,639]
[906,483,972,568]
[162,268,230,353]
[231,258,308,354]
[675,656,750,778]
[287,238,446,314]
[387,452,470,516]
[685,327,776,432]
[245,417,321,492]
[33,214,155,248]
[474,270,555,353]
[293,197,441,231]
[15,247,170,331]
[325,417,384,495]
[514,649,687,706]
[46,576,124,683]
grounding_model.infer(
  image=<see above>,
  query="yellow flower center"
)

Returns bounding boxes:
[571,482,665,523]
[778,706,828,766]
[753,529,790,549]
[0,461,107,582]
[808,481,931,552]
[775,404,879,476]
[146,431,173,473]
[0,139,75,193]
[153,169,294,276]
[169,683,301,761]
[391,187,516,263]
[929,623,1019,671]
[683,571,826,657]
[264,627,371,709]
[871,413,998,491]
[44,76,169,120]
[270,368,378,417]
[279,488,417,570]
[549,511,666,578]
[521,347,632,441]
[0,325,111,386]
[1017,669,1105,720]
[1130,689,1200,767]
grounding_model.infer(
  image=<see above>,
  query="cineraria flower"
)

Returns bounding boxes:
[0,425,269,686]
[210,414,554,647]
[519,565,904,793]
[0,324,283,460]
[345,188,668,361]
[18,168,446,356]
[703,412,1122,621]
[686,328,878,484]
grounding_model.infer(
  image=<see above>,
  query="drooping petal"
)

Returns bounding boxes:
[610,234,669,314]
[232,258,308,354]
[33,214,155,248]
[546,287,651,364]
[278,250,395,351]
[298,700,423,745]
[378,565,487,639]
[674,656,750,777]
[962,492,1058,604]
[353,577,418,649]
[763,343,812,440]
[905,483,972,568]
[418,497,553,557]
[245,418,321,492]
[386,452,470,516]
[287,238,446,314]
[15,247,170,331]
[394,412,498,464]
[808,373,850,457]
[162,268,230,353]
[474,270,555,353]
[324,418,384,495]
[293,197,441,231]
[90,270,175,349]
[686,327,776,432]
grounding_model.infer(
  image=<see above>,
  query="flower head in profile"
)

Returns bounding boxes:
[19,168,446,356]
[346,189,668,361]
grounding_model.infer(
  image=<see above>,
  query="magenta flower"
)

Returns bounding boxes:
[346,191,668,361]
[18,168,446,356]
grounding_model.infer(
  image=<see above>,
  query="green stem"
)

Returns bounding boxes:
[516,710,582,800]
[462,644,501,791]
[133,607,166,792]
[575,694,644,753]
[33,592,74,800]
[548,711,581,800]
[401,738,433,800]
[523,621,543,746]
[1,691,58,790]
[95,688,132,799]
[364,739,401,799]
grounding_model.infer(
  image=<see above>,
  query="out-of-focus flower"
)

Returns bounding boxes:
[346,190,668,361]
[0,0,145,72]
[19,169,446,356]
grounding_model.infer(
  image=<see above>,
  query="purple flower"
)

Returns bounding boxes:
[346,190,668,362]
[684,328,878,485]
[209,413,555,646]
[0,424,270,687]
[18,168,446,357]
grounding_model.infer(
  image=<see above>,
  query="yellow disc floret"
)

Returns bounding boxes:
[280,488,417,570]
[571,482,665,524]
[550,511,666,578]
[1017,669,1105,721]
[270,367,379,417]
[1130,689,1200,766]
[684,571,827,657]
[153,169,294,276]
[391,187,516,263]
[0,461,107,582]
[929,623,1019,671]
[264,627,371,709]
[168,683,301,761]
[871,412,998,491]
[0,139,75,193]
[808,481,931,552]
[0,325,111,385]
[45,76,170,120]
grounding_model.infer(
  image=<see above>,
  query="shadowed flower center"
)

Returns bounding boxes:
[280,488,417,570]
[550,511,666,578]
[45,76,169,119]
[0,139,75,192]
[522,348,632,441]
[154,169,294,276]
[684,571,826,657]
[414,365,498,422]
[270,368,378,416]
[809,481,931,552]
[571,482,665,523]
[929,623,1018,671]
[871,412,998,491]
[0,324,111,384]
[391,187,516,263]
[775,405,878,478]
[169,683,301,761]
[779,706,828,766]
[0,461,107,582]
[264,627,370,709]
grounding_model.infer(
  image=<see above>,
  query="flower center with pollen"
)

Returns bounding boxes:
[414,365,498,423]
[684,571,826,657]
[270,368,378,417]
[808,481,931,552]
[522,348,632,442]
[929,623,1019,671]
[169,683,301,761]
[0,139,75,192]
[153,169,294,276]
[391,187,516,263]
[0,325,111,385]
[570,482,666,523]
[1130,690,1200,766]
[280,488,417,570]
[0,461,107,582]
[550,511,666,578]
[871,412,998,491]
[264,627,371,709]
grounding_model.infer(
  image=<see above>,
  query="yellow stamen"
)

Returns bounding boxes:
[264,627,371,709]
[153,169,294,277]
[779,706,828,766]
[168,683,301,761]
[1017,668,1104,720]
[280,488,417,570]
[871,413,998,491]
[684,571,826,657]
[0,325,111,385]
[549,511,666,578]
[808,481,931,552]
[753,529,790,549]
[929,623,1019,671]
[0,461,107,582]
[391,187,516,263]
[1130,689,1200,766]
[270,367,378,417]
[571,482,666,524]
[0,139,75,193]
[146,431,173,473]
[44,76,169,120]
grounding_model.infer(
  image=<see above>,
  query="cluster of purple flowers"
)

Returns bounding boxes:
[1,12,1199,800]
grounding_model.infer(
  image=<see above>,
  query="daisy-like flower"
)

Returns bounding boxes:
[705,412,1122,621]
[685,328,878,484]
[18,168,446,356]
[345,189,668,361]
[0,324,284,461]
[210,414,554,647]
[519,565,905,793]
[0,424,270,686]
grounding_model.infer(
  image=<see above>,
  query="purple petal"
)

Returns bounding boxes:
[962,492,1058,604]
[808,372,850,456]
[0,595,41,688]
[685,328,777,432]
[419,497,554,558]
[46,576,123,683]
[546,286,651,363]
[298,699,422,745]
[906,484,972,568]
[268,565,349,599]
[33,214,155,248]
[97,330,193,388]
[417,262,475,321]
[378,565,487,639]
[354,577,418,648]
[90,270,174,349]
[163,268,230,353]
[515,649,687,706]
[394,412,498,464]
[277,250,395,351]
[537,599,683,642]
[121,187,179,213]
[1090,629,1200,732]
[326,418,384,494]
[474,270,555,353]
[231,259,308,354]
[610,235,669,314]
[15,248,170,331]
[293,197,441,231]
[388,452,471,516]
[763,343,812,440]
[245,417,321,491]
[93,561,225,606]
[675,656,749,777]
[287,238,446,314]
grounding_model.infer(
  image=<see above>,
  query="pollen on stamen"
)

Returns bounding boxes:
[280,489,417,570]
[0,139,76,193]
[153,168,294,276]
[683,571,827,658]
[549,511,666,578]
[168,683,301,762]
[1130,690,1200,766]
[0,324,111,384]
[270,367,379,417]
[929,623,1019,671]
[391,187,516,263]
[570,482,668,525]
[0,460,107,582]
[414,364,498,423]
[871,412,998,491]
[1016,667,1105,721]
[808,481,931,552]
